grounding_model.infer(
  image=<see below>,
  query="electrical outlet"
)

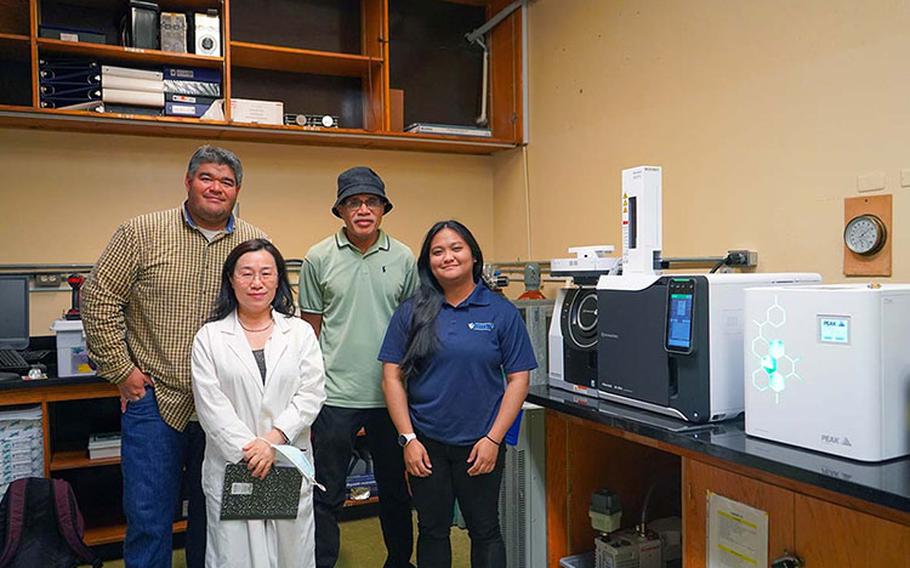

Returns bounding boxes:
[35,273,62,288]
[725,250,758,268]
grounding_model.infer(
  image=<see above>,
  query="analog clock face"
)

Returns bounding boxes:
[844,214,886,255]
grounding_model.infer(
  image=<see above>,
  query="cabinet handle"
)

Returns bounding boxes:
[771,552,804,568]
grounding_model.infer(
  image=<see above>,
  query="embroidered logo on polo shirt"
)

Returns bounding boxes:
[468,322,495,332]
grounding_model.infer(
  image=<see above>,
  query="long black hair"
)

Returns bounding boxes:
[209,238,295,322]
[399,220,484,379]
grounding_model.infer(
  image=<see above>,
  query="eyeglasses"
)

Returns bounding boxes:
[233,271,277,284]
[341,196,384,212]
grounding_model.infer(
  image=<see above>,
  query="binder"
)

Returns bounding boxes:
[39,57,100,68]
[40,96,101,108]
[165,101,212,117]
[39,67,100,82]
[101,65,164,81]
[39,25,107,45]
[40,86,101,99]
[163,79,221,96]
[39,75,101,86]
[102,89,165,107]
[103,104,163,116]
[220,463,302,520]
[102,75,164,93]
[163,66,222,83]
[56,101,104,112]
[165,92,218,106]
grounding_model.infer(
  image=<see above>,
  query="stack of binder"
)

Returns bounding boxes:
[163,66,222,117]
[101,65,165,115]
[39,58,102,111]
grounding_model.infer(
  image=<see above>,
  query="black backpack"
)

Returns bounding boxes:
[0,477,102,568]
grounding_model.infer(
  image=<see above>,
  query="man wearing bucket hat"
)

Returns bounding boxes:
[299,166,418,567]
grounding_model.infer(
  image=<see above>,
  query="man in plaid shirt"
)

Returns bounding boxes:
[82,145,265,568]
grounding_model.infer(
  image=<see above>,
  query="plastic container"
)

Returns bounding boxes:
[559,551,594,568]
[51,319,94,377]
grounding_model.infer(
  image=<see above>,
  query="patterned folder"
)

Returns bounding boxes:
[220,463,302,520]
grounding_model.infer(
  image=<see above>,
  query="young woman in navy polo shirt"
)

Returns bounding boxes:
[379,220,537,567]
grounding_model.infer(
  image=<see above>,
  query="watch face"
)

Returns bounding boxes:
[845,214,885,255]
[397,434,407,447]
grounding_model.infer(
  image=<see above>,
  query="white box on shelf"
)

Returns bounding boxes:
[51,319,95,377]
[230,98,284,125]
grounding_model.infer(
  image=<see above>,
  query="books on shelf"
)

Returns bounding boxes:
[88,432,121,460]
[405,123,492,138]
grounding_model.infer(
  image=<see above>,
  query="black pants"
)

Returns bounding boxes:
[313,405,414,568]
[409,435,506,568]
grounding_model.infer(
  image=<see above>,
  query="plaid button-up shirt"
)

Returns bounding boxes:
[82,205,266,430]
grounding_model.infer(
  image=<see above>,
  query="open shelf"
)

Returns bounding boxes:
[37,38,224,68]
[0,108,516,154]
[85,520,186,546]
[0,0,524,152]
[231,41,381,77]
[50,449,120,471]
[0,32,29,44]
[0,32,31,107]
[0,33,29,59]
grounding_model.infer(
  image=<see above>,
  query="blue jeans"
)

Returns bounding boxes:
[121,387,206,568]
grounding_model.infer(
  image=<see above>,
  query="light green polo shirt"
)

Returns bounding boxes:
[299,228,418,408]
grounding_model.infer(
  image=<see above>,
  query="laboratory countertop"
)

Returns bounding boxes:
[526,384,910,515]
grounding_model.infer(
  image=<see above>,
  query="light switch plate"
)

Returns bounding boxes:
[901,169,910,188]
[857,171,886,193]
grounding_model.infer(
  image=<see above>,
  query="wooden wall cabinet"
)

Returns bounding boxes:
[684,458,910,567]
[0,0,523,154]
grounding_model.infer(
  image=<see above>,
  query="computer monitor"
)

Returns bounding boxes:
[0,276,29,350]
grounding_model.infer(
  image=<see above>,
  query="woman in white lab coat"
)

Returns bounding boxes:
[191,238,326,568]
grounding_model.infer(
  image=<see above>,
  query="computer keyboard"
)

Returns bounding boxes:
[0,349,29,372]
[22,349,53,363]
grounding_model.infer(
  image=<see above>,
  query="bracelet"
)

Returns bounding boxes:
[484,435,501,446]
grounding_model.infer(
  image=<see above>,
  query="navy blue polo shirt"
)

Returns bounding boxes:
[378,283,537,446]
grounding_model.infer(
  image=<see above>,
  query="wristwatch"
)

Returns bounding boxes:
[398,433,417,447]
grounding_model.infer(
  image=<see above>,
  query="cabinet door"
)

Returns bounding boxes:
[683,458,795,568]
[794,494,910,567]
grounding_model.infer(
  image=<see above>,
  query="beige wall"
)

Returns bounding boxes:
[9,0,910,333]
[495,0,910,284]
[0,130,494,334]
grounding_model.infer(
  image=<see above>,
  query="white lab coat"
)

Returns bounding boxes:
[191,310,326,568]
